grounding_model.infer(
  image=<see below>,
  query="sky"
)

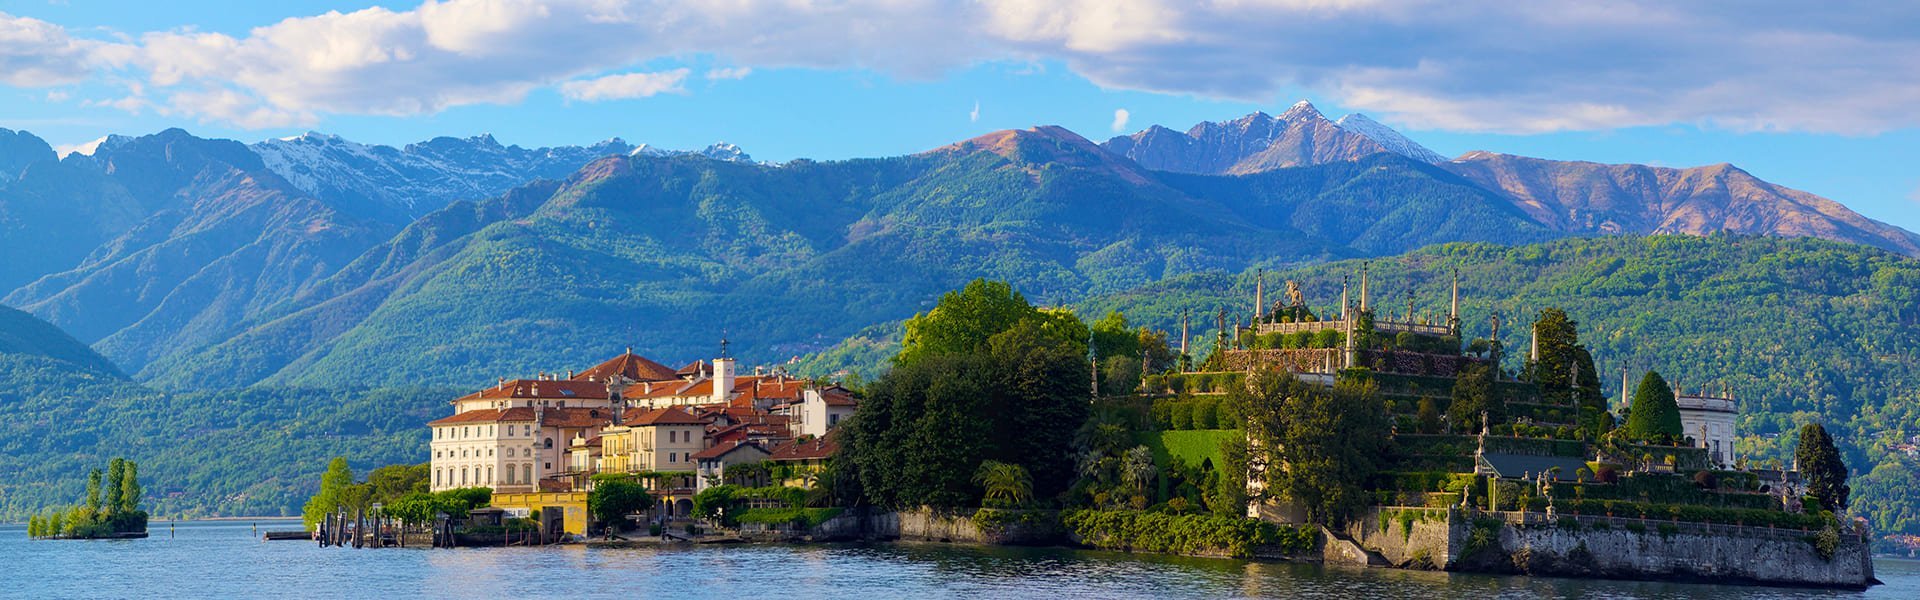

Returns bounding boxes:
[3,0,1919,231]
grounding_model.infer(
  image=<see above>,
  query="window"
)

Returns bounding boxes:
[488,448,494,457]
[461,468,468,485]
[544,462,552,470]
[830,414,841,426]
[487,466,493,484]
[524,464,533,483]
[506,467,515,484]
[669,452,677,463]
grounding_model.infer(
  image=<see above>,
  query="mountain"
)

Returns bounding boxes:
[0,128,755,375]
[252,132,642,223]
[149,126,1579,389]
[0,129,397,373]
[0,304,120,375]
[1440,152,1920,256]
[1101,101,1446,174]
[1333,113,1448,164]
[0,128,55,184]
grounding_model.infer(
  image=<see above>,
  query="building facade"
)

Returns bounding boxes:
[1676,394,1738,468]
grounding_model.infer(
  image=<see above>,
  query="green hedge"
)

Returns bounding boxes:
[1062,510,1313,558]
[1558,500,1832,529]
[735,507,843,527]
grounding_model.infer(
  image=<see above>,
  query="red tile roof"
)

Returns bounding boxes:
[690,440,770,461]
[675,360,707,377]
[456,379,611,402]
[428,406,614,428]
[628,405,709,426]
[769,432,839,462]
[818,387,858,407]
[573,353,680,383]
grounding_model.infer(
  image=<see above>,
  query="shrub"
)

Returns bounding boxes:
[1692,470,1718,489]
[1170,402,1194,430]
[1595,465,1620,484]
[1062,510,1312,558]
[1191,399,1218,429]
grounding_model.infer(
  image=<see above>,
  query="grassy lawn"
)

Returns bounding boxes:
[1139,429,1242,469]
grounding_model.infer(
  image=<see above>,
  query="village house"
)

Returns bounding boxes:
[427,406,614,493]
[692,440,774,491]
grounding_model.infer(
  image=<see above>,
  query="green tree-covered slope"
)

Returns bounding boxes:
[150,130,1553,389]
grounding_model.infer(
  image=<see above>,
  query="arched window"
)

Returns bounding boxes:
[523,464,533,484]
[544,437,554,449]
[460,468,468,485]
[487,466,493,484]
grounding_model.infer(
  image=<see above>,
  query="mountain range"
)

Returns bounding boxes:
[1,102,1916,392]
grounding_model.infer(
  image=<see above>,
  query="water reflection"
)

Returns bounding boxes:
[2,521,1914,599]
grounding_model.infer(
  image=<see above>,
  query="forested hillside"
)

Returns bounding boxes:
[0,305,447,520]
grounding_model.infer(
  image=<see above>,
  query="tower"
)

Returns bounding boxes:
[1449,268,1461,336]
[1360,262,1370,313]
[1255,269,1265,322]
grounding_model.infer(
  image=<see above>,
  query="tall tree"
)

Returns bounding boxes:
[842,279,1091,510]
[303,457,355,530]
[118,460,141,514]
[103,458,126,515]
[1242,371,1391,526]
[1622,371,1683,442]
[896,279,1036,367]
[1448,362,1503,432]
[1796,423,1851,512]
[84,468,103,514]
[1091,311,1141,359]
[587,479,653,533]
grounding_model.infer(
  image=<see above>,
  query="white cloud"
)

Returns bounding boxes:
[970,100,981,123]
[705,66,751,81]
[7,1,1920,134]
[560,68,689,101]
[1111,108,1129,132]
[0,12,129,87]
[44,90,70,102]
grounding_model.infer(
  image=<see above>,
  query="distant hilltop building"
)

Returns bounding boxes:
[426,347,855,535]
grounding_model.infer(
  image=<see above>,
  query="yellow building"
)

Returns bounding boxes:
[491,491,589,536]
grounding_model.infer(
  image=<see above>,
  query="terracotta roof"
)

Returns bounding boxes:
[628,405,710,426]
[690,440,770,461]
[538,479,571,492]
[818,387,858,407]
[573,353,679,383]
[456,379,610,402]
[675,360,707,377]
[428,406,614,428]
[769,432,839,462]
[623,378,709,399]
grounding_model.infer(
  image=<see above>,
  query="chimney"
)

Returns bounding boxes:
[712,357,736,405]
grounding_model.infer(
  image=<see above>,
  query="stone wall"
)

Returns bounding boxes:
[1301,507,1874,588]
[1477,514,1874,588]
[1340,507,1458,569]
[807,508,1063,545]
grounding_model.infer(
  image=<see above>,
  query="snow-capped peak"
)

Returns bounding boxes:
[1333,113,1447,164]
[1279,100,1324,121]
[57,135,130,159]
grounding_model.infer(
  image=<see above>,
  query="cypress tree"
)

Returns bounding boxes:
[1622,371,1683,442]
[85,468,103,514]
[119,461,142,514]
[1796,423,1851,512]
[104,458,126,515]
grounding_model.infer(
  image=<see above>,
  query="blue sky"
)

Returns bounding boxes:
[3,1,1918,231]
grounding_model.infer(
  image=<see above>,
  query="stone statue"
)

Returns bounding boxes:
[1285,279,1304,308]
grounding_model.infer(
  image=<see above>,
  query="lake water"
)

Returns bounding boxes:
[4,520,1918,599]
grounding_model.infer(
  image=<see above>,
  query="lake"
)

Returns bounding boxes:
[4,520,1918,599]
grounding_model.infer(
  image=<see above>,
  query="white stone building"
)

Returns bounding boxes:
[1676,394,1738,468]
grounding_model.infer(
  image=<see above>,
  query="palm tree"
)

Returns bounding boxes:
[974,461,1033,508]
[1120,446,1157,496]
